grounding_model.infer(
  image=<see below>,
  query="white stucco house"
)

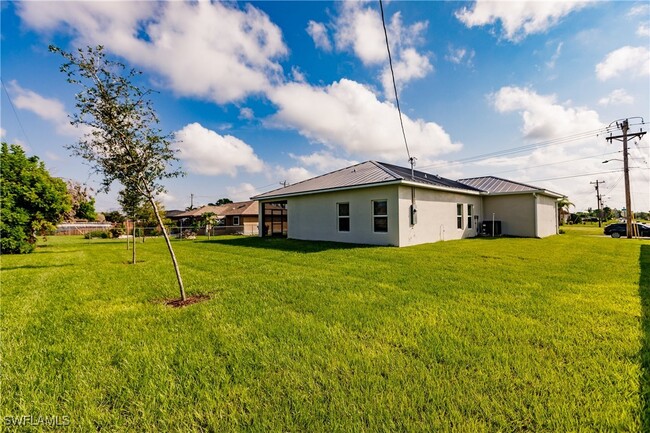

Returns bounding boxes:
[253,161,563,247]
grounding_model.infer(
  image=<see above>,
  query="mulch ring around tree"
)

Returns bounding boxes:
[163,293,211,308]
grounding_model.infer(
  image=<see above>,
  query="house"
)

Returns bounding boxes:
[252,161,563,247]
[170,200,260,235]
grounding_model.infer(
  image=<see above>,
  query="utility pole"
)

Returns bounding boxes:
[590,180,605,227]
[280,180,288,188]
[190,193,194,210]
[606,119,646,238]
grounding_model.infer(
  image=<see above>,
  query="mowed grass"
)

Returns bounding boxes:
[1,228,648,432]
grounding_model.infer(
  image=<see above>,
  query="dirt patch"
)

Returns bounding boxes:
[164,294,211,308]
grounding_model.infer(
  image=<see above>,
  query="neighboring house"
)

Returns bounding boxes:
[171,200,260,235]
[253,161,563,247]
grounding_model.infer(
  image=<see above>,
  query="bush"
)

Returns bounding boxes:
[109,227,124,238]
[84,230,109,239]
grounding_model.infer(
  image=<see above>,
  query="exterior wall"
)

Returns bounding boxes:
[282,185,400,246]
[397,186,483,247]
[482,194,536,237]
[242,215,259,236]
[535,194,559,237]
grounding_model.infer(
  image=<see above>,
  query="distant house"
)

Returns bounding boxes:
[171,200,260,235]
[253,161,563,247]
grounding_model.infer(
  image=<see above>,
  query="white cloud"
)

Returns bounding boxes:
[445,46,475,66]
[0,128,5,139]
[491,86,602,140]
[381,48,433,100]
[18,1,287,104]
[638,23,650,38]
[268,79,461,165]
[226,182,259,202]
[273,165,315,186]
[596,46,650,81]
[289,151,357,173]
[598,89,634,106]
[173,123,264,176]
[306,20,332,51]
[546,42,563,69]
[7,81,84,137]
[332,3,431,96]
[455,0,592,42]
[291,66,306,83]
[628,4,650,17]
[239,107,254,120]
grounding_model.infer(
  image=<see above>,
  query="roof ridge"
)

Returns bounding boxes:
[371,161,404,181]
[458,175,541,191]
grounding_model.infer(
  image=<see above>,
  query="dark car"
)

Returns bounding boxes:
[604,222,650,238]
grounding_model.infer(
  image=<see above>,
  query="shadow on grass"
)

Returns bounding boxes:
[1,264,73,271]
[196,236,369,253]
[640,244,650,431]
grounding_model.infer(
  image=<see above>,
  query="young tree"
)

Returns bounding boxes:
[51,45,187,300]
[118,187,143,263]
[209,198,233,206]
[1,143,71,253]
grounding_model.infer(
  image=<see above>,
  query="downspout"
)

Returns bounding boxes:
[533,193,539,238]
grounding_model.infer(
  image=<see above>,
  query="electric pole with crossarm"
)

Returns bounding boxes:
[605,118,646,238]
[590,180,605,227]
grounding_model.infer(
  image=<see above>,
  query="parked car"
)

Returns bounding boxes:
[604,222,650,238]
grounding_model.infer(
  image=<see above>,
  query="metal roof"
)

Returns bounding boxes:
[253,161,480,200]
[172,200,259,218]
[458,176,563,197]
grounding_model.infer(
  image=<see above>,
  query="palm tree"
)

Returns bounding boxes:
[557,197,574,226]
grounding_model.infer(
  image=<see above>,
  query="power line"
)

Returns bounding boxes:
[527,169,622,183]
[475,150,621,177]
[419,122,646,172]
[379,0,412,167]
[0,77,32,149]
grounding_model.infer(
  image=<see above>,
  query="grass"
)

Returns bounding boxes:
[1,227,647,432]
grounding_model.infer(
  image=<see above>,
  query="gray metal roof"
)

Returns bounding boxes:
[458,176,563,197]
[253,161,480,200]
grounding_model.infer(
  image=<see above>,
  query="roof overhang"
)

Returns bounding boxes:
[483,189,564,199]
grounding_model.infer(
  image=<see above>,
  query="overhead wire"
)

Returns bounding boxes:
[1,77,33,149]
[379,0,412,164]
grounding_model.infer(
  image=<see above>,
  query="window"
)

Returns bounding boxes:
[337,203,350,232]
[373,200,388,233]
[467,204,473,229]
[233,216,240,226]
[457,204,463,229]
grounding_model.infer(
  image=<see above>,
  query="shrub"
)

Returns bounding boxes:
[109,227,124,238]
[84,230,109,239]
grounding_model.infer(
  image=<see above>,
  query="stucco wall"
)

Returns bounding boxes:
[536,194,558,237]
[397,186,483,247]
[283,185,400,246]
[482,194,536,237]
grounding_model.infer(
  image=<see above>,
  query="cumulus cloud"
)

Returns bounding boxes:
[18,1,287,104]
[455,0,592,42]
[7,81,85,137]
[491,86,602,140]
[0,128,5,139]
[638,23,650,38]
[332,3,431,96]
[226,182,260,202]
[268,79,461,165]
[598,88,634,106]
[173,123,264,176]
[290,151,357,173]
[596,46,650,81]
[306,20,332,51]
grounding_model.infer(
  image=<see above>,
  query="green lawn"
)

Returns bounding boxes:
[1,228,648,432]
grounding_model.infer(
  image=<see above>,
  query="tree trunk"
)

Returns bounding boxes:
[126,220,130,250]
[147,195,186,301]
[132,222,136,264]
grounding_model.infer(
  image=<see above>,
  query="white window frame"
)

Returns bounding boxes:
[337,202,350,232]
[457,203,463,230]
[372,200,388,233]
[233,216,240,226]
[467,204,473,229]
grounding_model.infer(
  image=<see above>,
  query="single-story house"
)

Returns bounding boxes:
[252,161,563,247]
[170,200,260,235]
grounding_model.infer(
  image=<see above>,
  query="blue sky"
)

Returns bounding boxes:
[1,0,649,213]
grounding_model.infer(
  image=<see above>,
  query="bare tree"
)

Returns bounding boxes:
[51,45,187,300]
